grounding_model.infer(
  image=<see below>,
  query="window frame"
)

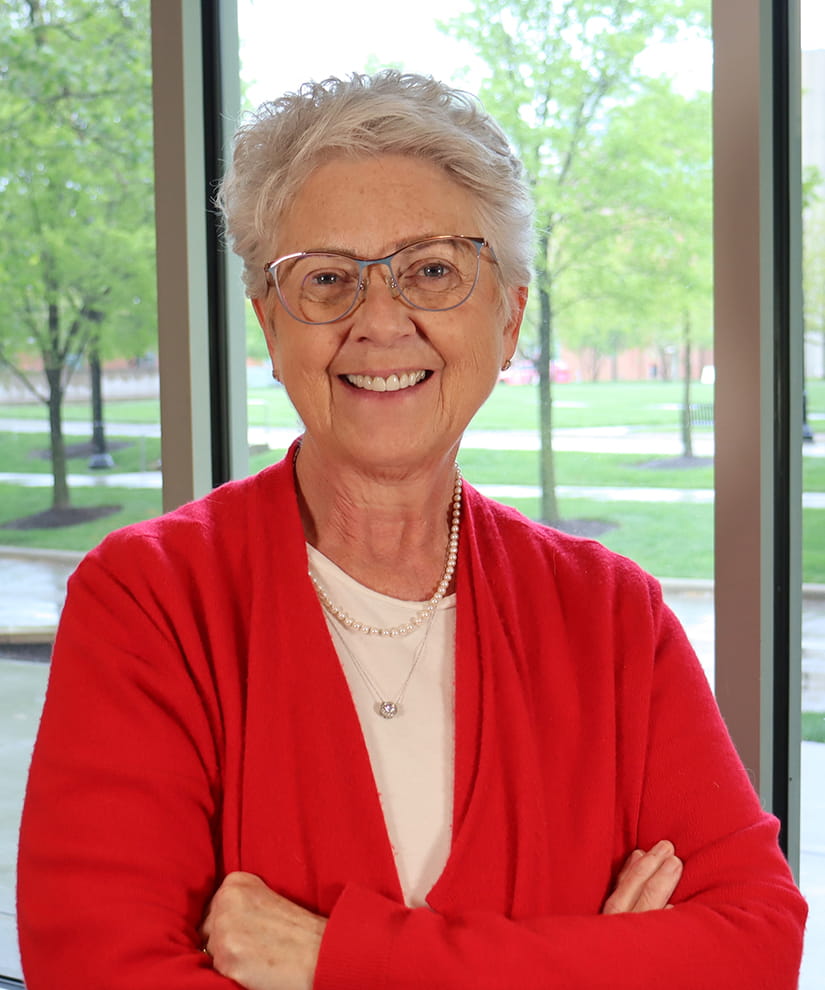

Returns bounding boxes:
[713,0,803,872]
[150,0,246,513]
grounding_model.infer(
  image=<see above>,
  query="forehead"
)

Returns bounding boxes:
[275,154,483,257]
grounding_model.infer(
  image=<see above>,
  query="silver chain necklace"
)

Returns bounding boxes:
[309,465,462,638]
[327,607,438,719]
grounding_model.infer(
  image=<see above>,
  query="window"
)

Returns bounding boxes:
[799,12,825,986]
[0,0,816,983]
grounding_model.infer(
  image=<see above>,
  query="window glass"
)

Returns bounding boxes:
[800,7,825,986]
[0,0,157,979]
[237,0,715,687]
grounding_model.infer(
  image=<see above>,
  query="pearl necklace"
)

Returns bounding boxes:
[309,465,462,638]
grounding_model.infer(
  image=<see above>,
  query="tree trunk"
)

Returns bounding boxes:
[88,342,114,468]
[680,309,693,458]
[589,348,601,382]
[45,363,70,510]
[658,345,672,382]
[537,277,560,524]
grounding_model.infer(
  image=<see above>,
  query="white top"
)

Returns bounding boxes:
[307,544,456,907]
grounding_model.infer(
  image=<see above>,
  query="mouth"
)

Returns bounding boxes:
[341,370,432,393]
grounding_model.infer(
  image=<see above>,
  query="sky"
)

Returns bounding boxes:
[802,0,825,50]
[237,0,481,107]
[238,0,825,109]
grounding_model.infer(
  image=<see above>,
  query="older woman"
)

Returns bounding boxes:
[18,72,805,989]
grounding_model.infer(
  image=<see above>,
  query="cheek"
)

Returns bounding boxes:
[441,330,503,403]
[276,331,342,389]
[464,316,508,367]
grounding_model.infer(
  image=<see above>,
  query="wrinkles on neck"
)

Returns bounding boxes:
[293,440,460,601]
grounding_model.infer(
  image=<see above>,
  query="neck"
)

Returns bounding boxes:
[294,438,460,601]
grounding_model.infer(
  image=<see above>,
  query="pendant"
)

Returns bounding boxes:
[377,700,399,719]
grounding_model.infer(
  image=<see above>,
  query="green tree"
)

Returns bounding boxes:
[804,205,825,383]
[0,0,155,511]
[601,82,713,454]
[442,0,710,521]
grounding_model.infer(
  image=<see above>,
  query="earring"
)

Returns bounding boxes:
[501,358,512,372]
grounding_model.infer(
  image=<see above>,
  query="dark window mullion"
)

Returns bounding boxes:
[201,0,231,488]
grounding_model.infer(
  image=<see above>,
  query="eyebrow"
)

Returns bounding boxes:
[294,234,448,260]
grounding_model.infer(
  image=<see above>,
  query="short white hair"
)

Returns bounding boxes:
[216,71,534,302]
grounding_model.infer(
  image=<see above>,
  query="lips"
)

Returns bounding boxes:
[342,370,429,392]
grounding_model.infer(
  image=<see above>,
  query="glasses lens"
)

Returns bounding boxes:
[268,237,485,325]
[393,238,482,312]
[273,254,361,324]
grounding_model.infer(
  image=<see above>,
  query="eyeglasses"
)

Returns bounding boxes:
[263,235,493,325]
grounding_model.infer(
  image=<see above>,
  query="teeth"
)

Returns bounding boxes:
[345,371,427,392]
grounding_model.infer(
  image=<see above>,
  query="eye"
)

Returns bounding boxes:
[296,262,358,299]
[309,270,344,286]
[399,255,463,295]
[418,261,453,279]
[400,256,457,283]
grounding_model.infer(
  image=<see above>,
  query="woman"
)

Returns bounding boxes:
[18,71,806,989]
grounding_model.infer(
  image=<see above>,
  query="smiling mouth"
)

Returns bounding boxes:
[342,370,431,392]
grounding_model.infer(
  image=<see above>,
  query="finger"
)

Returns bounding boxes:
[603,840,679,915]
[604,842,670,914]
[615,848,645,884]
[198,874,252,956]
[632,853,683,912]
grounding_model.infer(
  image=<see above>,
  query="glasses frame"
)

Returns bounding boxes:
[263,234,494,325]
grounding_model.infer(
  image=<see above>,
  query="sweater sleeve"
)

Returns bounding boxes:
[312,599,807,990]
[17,537,239,990]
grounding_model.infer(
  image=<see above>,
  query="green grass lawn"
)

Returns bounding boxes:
[0,483,162,551]
[802,712,825,742]
[0,431,162,474]
[0,397,162,424]
[458,448,716,488]
[470,380,716,430]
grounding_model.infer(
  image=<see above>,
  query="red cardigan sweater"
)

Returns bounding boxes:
[18,450,806,988]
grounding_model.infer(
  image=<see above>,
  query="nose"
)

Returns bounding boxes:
[360,261,402,301]
[349,262,413,342]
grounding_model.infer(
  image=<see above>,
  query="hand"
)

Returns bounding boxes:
[602,840,683,915]
[200,872,327,990]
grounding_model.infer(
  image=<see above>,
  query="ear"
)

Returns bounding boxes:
[252,297,281,370]
[502,285,528,363]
